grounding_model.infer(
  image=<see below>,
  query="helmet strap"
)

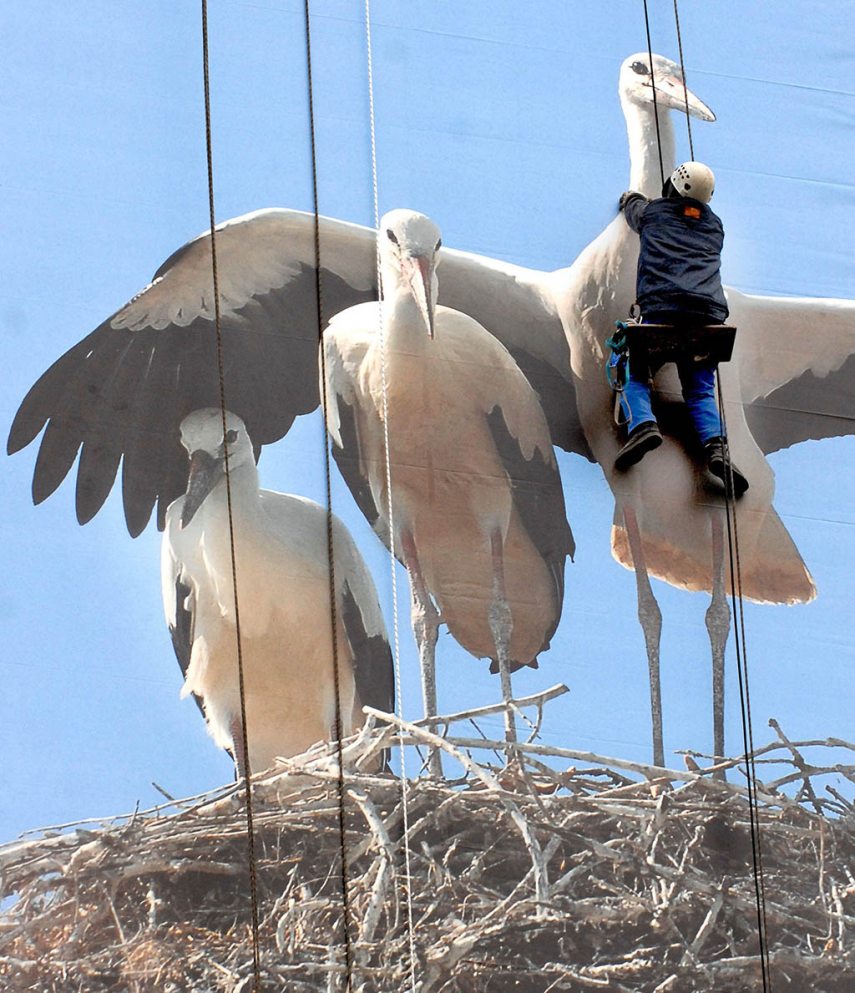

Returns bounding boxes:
[662,177,681,199]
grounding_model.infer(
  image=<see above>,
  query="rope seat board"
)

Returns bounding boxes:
[624,322,737,376]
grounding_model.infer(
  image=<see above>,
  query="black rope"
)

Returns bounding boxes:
[200,2,262,988]
[642,0,665,187]
[672,0,695,160]
[303,2,356,990]
[716,378,773,991]
[642,3,772,984]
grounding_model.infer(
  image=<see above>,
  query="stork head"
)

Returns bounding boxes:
[379,209,442,338]
[178,408,254,527]
[619,52,715,122]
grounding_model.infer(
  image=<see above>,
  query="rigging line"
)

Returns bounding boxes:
[642,0,665,187]
[715,378,773,992]
[303,3,356,991]
[200,2,262,988]
[364,2,419,988]
[719,400,773,983]
[672,0,695,160]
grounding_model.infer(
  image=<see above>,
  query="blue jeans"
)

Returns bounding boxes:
[620,360,723,445]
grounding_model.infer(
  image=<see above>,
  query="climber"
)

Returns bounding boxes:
[615,161,749,496]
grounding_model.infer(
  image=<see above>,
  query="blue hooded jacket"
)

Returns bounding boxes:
[622,193,729,323]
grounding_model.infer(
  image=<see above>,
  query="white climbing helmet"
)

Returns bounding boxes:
[670,161,715,203]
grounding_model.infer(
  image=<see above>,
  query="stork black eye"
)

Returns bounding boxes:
[386,229,399,244]
[225,429,238,445]
[435,239,442,251]
[631,61,650,75]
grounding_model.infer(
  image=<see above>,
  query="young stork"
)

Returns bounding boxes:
[161,408,393,776]
[323,209,574,763]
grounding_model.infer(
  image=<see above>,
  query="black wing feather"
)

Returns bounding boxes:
[341,580,395,717]
[167,577,205,719]
[331,395,381,532]
[745,355,855,454]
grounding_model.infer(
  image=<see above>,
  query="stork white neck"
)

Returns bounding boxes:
[622,94,676,199]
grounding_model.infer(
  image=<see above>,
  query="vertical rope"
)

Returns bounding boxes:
[200,3,262,988]
[672,0,696,160]
[716,377,773,992]
[641,4,770,982]
[302,3,356,991]
[642,0,665,186]
[364,3,419,989]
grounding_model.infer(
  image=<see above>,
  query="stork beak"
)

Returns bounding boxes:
[655,73,716,122]
[403,253,436,339]
[181,449,222,528]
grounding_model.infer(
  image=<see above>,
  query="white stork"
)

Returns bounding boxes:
[162,408,393,776]
[554,52,822,768]
[322,209,574,760]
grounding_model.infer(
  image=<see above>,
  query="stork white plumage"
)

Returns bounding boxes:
[322,210,574,763]
[554,53,819,768]
[162,408,393,776]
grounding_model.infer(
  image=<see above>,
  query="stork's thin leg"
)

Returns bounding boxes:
[489,529,518,750]
[623,505,664,768]
[400,529,442,777]
[230,716,248,781]
[705,512,730,781]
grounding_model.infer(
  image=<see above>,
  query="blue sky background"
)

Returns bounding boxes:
[2,1,853,840]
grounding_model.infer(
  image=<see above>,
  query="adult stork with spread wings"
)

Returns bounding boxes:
[163,408,393,776]
[553,53,851,768]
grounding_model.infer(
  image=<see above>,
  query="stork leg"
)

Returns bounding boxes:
[400,528,443,777]
[622,505,664,768]
[705,512,730,781]
[489,528,518,750]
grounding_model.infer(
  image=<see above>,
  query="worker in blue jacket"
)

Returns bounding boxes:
[615,161,748,496]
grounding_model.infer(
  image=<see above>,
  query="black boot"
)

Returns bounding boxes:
[705,438,749,497]
[615,422,663,470]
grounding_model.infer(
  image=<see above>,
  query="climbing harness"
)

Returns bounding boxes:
[605,319,634,426]
[637,2,773,988]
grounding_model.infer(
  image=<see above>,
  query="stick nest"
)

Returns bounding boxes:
[1,697,853,993]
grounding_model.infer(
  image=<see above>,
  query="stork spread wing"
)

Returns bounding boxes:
[7,211,377,536]
[9,210,584,536]
[727,288,855,453]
